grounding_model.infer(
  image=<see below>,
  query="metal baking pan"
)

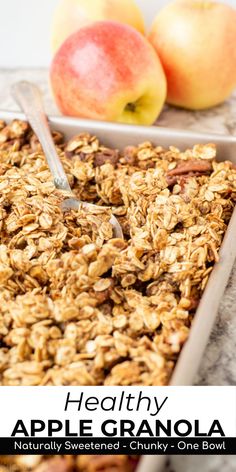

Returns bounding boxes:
[1,111,236,472]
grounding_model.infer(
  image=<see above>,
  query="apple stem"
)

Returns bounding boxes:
[125,102,136,113]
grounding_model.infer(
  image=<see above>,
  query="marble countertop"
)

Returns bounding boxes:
[0,68,236,472]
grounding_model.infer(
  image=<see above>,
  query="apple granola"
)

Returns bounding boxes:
[0,119,236,386]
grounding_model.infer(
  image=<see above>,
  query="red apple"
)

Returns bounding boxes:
[50,21,167,125]
[149,0,236,110]
[51,0,145,53]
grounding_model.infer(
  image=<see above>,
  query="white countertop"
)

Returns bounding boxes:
[0,68,236,472]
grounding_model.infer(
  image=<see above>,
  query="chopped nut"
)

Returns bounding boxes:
[94,148,119,167]
[166,158,212,186]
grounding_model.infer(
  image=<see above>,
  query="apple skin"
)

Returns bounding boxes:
[148,0,236,110]
[51,0,145,53]
[50,21,167,126]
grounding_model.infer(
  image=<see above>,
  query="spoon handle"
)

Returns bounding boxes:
[11,81,72,193]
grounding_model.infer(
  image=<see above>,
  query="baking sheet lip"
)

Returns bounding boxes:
[1,109,236,144]
[171,203,236,387]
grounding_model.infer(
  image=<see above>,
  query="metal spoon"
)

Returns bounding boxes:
[11,81,123,239]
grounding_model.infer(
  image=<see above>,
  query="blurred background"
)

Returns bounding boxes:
[0,0,235,68]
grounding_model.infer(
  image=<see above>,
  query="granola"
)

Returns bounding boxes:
[0,119,236,387]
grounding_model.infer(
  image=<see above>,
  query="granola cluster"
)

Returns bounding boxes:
[0,455,138,472]
[0,119,236,386]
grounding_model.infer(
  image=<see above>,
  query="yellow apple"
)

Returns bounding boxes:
[50,21,167,125]
[148,0,236,110]
[51,0,145,53]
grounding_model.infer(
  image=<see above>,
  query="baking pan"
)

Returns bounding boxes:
[1,111,236,472]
